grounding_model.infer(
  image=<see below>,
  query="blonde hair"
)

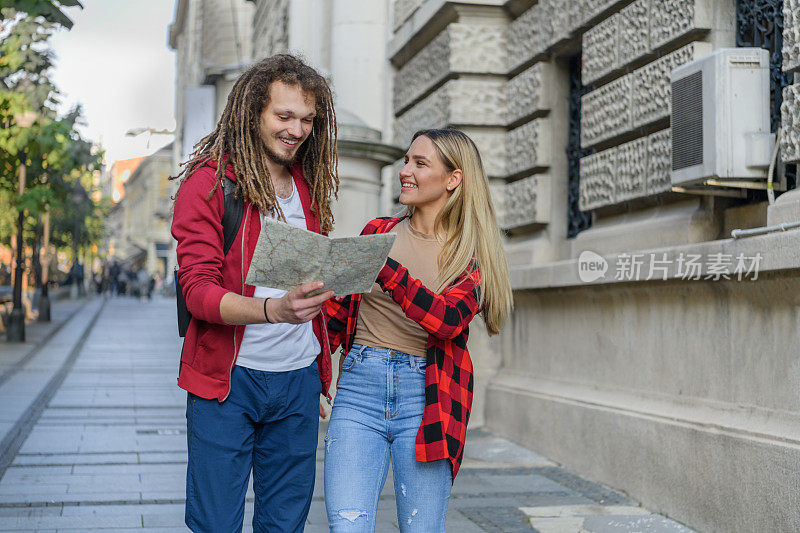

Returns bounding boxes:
[409,129,513,335]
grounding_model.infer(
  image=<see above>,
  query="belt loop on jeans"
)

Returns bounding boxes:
[354,343,367,361]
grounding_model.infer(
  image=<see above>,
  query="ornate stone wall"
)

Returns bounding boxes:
[393,78,505,146]
[581,0,712,84]
[580,128,673,209]
[500,175,550,229]
[505,62,553,125]
[506,118,551,176]
[782,84,800,163]
[631,42,714,128]
[582,42,711,149]
[615,137,648,202]
[579,149,617,211]
[582,14,620,84]
[581,76,633,147]
[785,0,800,72]
[781,0,800,163]
[393,23,506,114]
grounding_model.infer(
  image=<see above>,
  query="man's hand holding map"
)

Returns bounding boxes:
[245,218,396,296]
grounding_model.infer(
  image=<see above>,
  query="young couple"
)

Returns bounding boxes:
[172,54,513,533]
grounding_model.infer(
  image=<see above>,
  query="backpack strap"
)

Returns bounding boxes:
[221,176,244,256]
[175,175,243,339]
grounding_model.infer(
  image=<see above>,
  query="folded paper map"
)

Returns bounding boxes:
[245,218,397,296]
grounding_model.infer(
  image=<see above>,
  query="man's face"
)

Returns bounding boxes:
[259,81,316,166]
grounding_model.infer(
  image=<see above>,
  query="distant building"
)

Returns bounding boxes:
[105,145,174,278]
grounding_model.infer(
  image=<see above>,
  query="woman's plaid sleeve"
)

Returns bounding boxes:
[324,296,350,352]
[375,257,480,340]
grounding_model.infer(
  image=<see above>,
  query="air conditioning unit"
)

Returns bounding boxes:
[670,48,776,192]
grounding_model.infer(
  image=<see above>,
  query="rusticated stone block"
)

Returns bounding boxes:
[507,118,551,176]
[784,0,800,72]
[618,0,650,68]
[616,137,648,202]
[394,78,506,144]
[546,0,573,47]
[393,31,449,113]
[781,84,800,163]
[507,3,552,72]
[447,78,507,125]
[500,175,550,229]
[649,0,711,52]
[582,14,619,84]
[393,23,506,113]
[464,129,507,178]
[646,128,673,194]
[581,76,633,148]
[394,90,448,146]
[449,24,508,76]
[631,42,713,128]
[580,149,617,210]
[506,62,553,125]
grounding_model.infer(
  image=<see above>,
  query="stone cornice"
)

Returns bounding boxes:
[509,227,800,290]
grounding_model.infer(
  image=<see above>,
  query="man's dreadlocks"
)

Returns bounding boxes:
[171,54,339,233]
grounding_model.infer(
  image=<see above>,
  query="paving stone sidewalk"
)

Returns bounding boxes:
[0,296,695,532]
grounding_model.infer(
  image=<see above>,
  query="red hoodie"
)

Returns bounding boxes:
[171,159,332,401]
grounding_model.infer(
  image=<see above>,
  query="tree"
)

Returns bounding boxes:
[0,0,82,29]
[0,3,104,272]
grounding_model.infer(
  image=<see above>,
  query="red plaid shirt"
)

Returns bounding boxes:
[325,216,481,480]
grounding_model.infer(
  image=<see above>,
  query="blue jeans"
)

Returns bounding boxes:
[185,362,320,533]
[324,344,451,532]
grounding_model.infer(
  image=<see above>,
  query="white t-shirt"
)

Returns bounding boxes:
[235,181,320,372]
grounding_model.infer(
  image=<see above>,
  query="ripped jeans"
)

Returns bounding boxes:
[324,344,450,532]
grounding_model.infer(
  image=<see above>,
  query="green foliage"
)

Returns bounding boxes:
[0,2,105,261]
[0,1,82,29]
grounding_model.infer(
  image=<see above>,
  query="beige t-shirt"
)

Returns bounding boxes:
[353,219,441,357]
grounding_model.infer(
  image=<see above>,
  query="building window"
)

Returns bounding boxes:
[566,54,593,238]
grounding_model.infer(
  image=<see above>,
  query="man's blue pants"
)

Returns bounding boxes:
[185,362,321,533]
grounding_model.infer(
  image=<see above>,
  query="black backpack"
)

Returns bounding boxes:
[175,176,244,337]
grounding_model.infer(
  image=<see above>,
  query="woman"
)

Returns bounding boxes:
[323,129,513,532]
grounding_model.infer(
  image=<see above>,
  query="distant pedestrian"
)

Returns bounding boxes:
[137,269,152,301]
[109,262,120,295]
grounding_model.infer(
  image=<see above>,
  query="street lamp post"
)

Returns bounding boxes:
[7,110,38,343]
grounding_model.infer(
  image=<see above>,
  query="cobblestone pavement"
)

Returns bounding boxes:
[0,296,695,532]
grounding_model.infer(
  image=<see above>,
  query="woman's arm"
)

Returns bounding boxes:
[376,257,481,340]
[324,296,350,353]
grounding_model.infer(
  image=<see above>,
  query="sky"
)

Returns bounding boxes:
[49,0,176,164]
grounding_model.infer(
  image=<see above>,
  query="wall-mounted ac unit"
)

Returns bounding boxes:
[670,48,776,193]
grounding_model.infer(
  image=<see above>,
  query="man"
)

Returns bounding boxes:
[171,54,338,532]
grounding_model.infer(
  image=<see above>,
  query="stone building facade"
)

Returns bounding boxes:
[389,0,800,530]
[167,0,800,527]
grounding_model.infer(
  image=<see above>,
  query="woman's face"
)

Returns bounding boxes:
[398,135,455,211]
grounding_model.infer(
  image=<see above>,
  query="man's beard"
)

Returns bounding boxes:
[265,141,299,167]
